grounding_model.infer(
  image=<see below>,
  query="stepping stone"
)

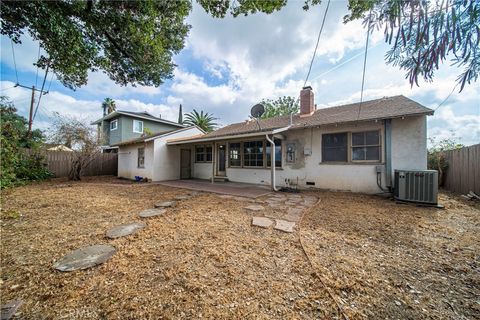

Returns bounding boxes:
[53,245,116,272]
[274,219,296,233]
[252,217,273,228]
[285,200,302,206]
[139,208,166,218]
[267,202,285,209]
[174,195,191,200]
[154,201,176,208]
[1,299,23,320]
[284,208,303,222]
[244,204,264,212]
[106,222,146,239]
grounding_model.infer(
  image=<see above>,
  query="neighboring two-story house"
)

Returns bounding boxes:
[91,110,185,152]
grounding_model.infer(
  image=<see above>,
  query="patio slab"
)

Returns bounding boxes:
[158,179,271,198]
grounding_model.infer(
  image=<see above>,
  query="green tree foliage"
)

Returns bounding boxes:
[2,1,476,92]
[345,0,479,91]
[183,109,218,133]
[258,96,299,119]
[101,98,116,116]
[178,104,183,124]
[0,96,51,188]
[427,135,464,186]
[1,1,191,89]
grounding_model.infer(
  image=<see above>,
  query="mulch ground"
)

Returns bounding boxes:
[1,177,479,319]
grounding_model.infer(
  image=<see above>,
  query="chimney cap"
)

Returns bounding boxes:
[302,86,313,90]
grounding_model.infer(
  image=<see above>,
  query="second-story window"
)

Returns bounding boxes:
[110,119,118,131]
[133,120,143,133]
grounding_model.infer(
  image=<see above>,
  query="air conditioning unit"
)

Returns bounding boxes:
[394,169,438,205]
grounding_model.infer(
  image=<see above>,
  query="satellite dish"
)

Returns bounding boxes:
[250,103,265,118]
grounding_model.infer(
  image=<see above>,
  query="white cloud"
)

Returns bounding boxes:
[428,106,480,146]
[1,80,178,132]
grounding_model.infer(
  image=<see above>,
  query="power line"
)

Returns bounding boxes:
[10,40,19,84]
[359,15,372,104]
[33,65,49,121]
[357,12,372,120]
[303,0,331,88]
[0,86,16,92]
[434,84,458,112]
[35,44,41,87]
[310,42,381,82]
[46,72,55,93]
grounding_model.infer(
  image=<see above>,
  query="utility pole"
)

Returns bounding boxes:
[28,86,35,133]
[14,83,48,134]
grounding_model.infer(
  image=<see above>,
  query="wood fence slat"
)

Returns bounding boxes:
[443,144,480,195]
[20,149,118,178]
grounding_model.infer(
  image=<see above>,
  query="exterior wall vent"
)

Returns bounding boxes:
[306,181,315,186]
[394,170,438,205]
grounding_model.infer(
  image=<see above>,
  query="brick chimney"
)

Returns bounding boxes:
[300,86,315,117]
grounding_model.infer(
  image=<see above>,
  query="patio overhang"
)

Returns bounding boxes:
[166,126,291,145]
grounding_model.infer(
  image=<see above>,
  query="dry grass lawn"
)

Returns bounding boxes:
[1,176,479,319]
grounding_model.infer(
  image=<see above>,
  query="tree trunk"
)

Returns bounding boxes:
[69,157,82,181]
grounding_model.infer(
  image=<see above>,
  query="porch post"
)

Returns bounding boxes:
[211,142,215,183]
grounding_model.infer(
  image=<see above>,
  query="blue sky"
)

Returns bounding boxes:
[1,1,479,146]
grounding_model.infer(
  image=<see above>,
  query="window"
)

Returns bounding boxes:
[322,133,348,162]
[110,119,118,131]
[266,139,282,168]
[133,120,143,133]
[352,130,380,161]
[229,142,241,167]
[195,145,212,162]
[244,140,264,167]
[137,147,145,168]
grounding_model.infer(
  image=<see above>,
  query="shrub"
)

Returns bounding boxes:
[427,136,464,187]
[0,96,52,188]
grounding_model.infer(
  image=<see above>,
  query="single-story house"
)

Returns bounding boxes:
[116,87,434,193]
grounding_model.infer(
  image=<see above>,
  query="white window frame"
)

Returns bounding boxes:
[110,119,118,131]
[350,130,381,163]
[133,120,144,133]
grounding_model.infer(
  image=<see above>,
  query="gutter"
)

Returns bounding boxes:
[167,130,279,145]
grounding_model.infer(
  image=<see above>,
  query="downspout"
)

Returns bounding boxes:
[265,134,279,192]
[384,119,392,191]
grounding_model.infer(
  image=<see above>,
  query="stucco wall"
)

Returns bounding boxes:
[117,142,154,180]
[152,127,204,181]
[120,117,180,142]
[190,115,427,194]
[391,115,427,173]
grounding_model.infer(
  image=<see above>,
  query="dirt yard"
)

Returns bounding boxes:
[1,177,479,319]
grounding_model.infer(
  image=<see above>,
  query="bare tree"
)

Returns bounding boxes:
[49,113,100,181]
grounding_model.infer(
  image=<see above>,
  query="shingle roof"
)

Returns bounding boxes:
[203,95,433,139]
[112,126,203,146]
[91,110,184,127]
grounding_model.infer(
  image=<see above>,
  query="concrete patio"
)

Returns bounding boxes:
[157,179,272,198]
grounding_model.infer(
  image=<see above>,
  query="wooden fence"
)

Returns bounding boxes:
[25,150,118,178]
[443,144,480,195]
